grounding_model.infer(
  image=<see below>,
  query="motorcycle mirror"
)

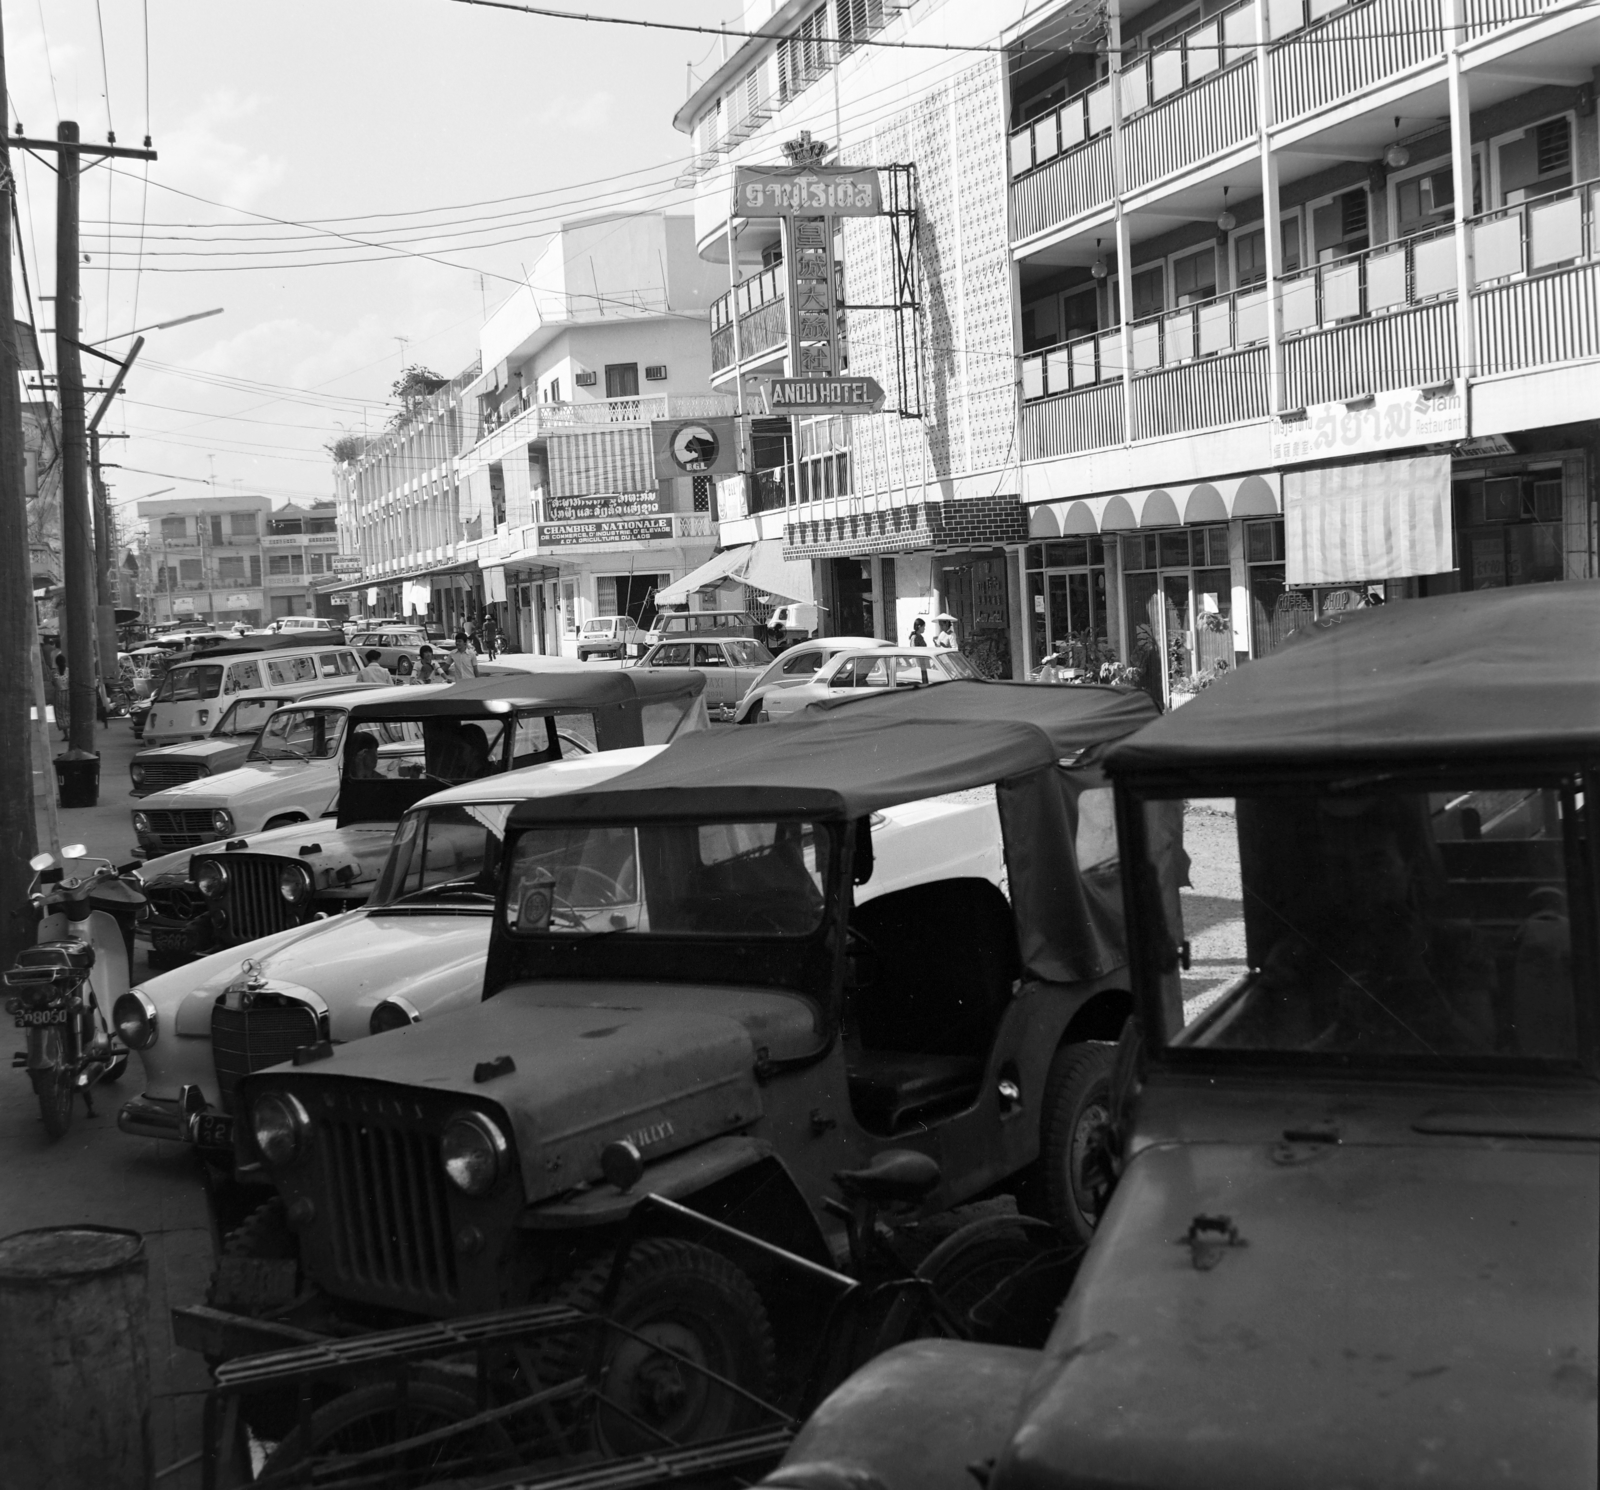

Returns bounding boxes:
[62,844,88,859]
[28,852,54,872]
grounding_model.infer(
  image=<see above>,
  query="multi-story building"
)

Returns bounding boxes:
[136,494,270,628]
[1008,0,1598,695]
[262,500,344,622]
[454,212,733,655]
[675,0,1599,688]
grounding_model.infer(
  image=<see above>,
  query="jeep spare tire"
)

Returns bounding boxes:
[551,1237,777,1456]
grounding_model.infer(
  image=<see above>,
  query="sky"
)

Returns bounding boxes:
[6,0,733,519]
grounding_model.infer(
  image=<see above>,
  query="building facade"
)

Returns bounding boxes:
[262,500,343,621]
[135,494,272,628]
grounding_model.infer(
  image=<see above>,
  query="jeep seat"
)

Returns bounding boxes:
[846,1052,984,1133]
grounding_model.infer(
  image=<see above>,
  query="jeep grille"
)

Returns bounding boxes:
[210,998,320,1114]
[322,1115,459,1304]
[215,855,304,944]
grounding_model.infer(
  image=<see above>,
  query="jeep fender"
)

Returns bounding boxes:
[765,1339,1039,1490]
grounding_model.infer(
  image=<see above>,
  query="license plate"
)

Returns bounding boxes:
[153,931,193,951]
[191,1113,235,1149]
[13,1007,70,1028]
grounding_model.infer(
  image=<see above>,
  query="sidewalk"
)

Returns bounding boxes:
[16,713,211,1488]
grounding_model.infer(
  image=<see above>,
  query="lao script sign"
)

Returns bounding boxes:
[734,166,882,217]
[1271,386,1465,465]
[545,492,661,524]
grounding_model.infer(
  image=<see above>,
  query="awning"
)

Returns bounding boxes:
[1284,455,1451,586]
[654,540,814,606]
[1028,473,1280,535]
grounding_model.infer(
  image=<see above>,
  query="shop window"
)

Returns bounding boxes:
[1026,539,1109,669]
[1454,475,1566,591]
[1245,518,1302,658]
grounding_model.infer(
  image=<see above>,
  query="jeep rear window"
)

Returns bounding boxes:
[1138,780,1588,1065]
[504,819,829,938]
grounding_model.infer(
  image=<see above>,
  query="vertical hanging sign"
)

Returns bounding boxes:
[787,216,836,378]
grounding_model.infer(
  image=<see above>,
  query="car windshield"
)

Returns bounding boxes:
[503,819,830,938]
[726,639,773,666]
[371,802,511,908]
[213,696,291,737]
[1139,780,1587,1065]
[251,706,347,761]
[153,664,223,702]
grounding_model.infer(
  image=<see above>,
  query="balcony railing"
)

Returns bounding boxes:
[1279,225,1459,337]
[1131,346,1271,440]
[1021,381,1126,460]
[1269,0,1443,121]
[711,265,788,373]
[475,393,737,448]
[1129,283,1272,372]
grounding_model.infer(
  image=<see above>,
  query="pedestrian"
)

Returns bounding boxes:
[932,613,957,650]
[355,649,392,684]
[449,631,480,682]
[908,617,928,649]
[480,612,500,659]
[464,615,481,654]
[412,645,443,684]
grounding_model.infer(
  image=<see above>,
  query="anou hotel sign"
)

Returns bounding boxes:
[1271,385,1465,465]
[734,166,882,217]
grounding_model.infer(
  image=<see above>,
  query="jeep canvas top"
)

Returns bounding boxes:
[764,584,1600,1490]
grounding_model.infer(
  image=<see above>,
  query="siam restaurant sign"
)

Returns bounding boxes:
[733,166,882,217]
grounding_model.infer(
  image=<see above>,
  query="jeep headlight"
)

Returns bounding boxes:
[278,865,312,904]
[112,990,159,1050]
[440,1112,507,1196]
[209,809,234,837]
[132,811,152,835]
[252,1091,311,1167]
[195,860,228,899]
[369,996,421,1036]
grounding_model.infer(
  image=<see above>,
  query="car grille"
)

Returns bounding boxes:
[142,809,217,850]
[321,1114,459,1304]
[210,999,321,1114]
[136,762,207,795]
[213,855,302,944]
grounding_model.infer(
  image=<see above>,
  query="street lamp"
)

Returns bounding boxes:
[87,307,224,347]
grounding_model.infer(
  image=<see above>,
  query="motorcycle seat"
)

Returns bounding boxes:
[16,942,95,971]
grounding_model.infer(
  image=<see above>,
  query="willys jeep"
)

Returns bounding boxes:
[134,670,708,964]
[210,681,1163,1466]
[763,583,1599,1490]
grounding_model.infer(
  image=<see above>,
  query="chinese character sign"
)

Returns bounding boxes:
[787,216,837,378]
[733,166,882,216]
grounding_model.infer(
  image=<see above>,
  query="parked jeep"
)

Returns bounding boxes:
[134,671,708,962]
[761,585,1600,1490]
[220,681,1162,1450]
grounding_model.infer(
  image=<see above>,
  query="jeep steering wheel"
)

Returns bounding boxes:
[554,864,628,911]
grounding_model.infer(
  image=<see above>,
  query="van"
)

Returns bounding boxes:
[644,609,761,644]
[144,645,360,746]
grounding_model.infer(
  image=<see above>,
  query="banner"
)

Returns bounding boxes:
[1285,455,1452,586]
[538,516,674,548]
[733,166,882,217]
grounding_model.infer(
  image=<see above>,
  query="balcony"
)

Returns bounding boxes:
[710,264,788,374]
[470,392,738,464]
[1019,178,1598,464]
[1008,0,1577,248]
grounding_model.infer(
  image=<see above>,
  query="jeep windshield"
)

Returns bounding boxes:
[250,705,349,761]
[502,819,829,937]
[370,802,511,910]
[1135,778,1589,1067]
[213,695,292,738]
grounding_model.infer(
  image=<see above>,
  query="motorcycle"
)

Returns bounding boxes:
[4,847,147,1139]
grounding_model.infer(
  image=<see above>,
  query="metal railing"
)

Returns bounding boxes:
[1270,0,1445,125]
[1278,224,1459,337]
[1468,178,1598,286]
[1127,283,1273,373]
[712,265,788,372]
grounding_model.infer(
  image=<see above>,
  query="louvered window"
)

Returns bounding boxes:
[1535,117,1571,177]
[837,0,886,56]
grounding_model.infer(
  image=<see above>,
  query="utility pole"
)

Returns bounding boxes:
[88,335,143,674]
[8,124,156,759]
[0,9,41,970]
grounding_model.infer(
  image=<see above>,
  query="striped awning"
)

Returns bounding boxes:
[1285,455,1451,586]
[1028,473,1280,535]
[547,427,656,498]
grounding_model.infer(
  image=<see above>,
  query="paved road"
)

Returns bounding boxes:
[15,715,212,1487]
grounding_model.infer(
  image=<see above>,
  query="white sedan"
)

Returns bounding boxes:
[731,635,891,723]
[758,646,981,720]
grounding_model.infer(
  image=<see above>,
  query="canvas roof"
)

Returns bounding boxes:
[1108,583,1600,775]
[348,668,705,721]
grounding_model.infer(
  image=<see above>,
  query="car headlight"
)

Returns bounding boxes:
[209,809,234,837]
[132,811,152,835]
[112,990,159,1050]
[194,860,228,899]
[251,1091,311,1167]
[440,1111,508,1196]
[278,865,312,904]
[369,996,421,1036]
[130,763,146,787]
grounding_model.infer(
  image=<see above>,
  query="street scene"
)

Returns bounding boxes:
[1,1,1596,1488]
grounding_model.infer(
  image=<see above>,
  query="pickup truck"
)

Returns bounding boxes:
[635,636,773,720]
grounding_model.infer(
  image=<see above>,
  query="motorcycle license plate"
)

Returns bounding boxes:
[191,1113,234,1149]
[153,931,193,951]
[13,1008,71,1028]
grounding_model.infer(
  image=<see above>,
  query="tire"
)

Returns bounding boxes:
[30,1031,75,1140]
[395,655,413,677]
[537,1238,777,1458]
[1035,1042,1118,1245]
[260,1381,516,1487]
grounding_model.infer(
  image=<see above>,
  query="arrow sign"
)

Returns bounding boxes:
[765,376,887,416]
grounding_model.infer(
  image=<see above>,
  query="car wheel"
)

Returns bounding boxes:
[1034,1041,1118,1245]
[394,656,413,677]
[262,814,306,831]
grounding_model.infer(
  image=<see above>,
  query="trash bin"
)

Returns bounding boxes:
[52,751,100,809]
[0,1226,150,1489]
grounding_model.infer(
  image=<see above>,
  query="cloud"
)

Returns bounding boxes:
[158,91,286,208]
[532,90,615,133]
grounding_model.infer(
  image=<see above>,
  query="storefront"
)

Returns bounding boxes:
[939,549,1016,679]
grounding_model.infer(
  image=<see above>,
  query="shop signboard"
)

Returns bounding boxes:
[1271,385,1465,464]
[733,165,882,217]
[331,555,362,574]
[545,492,662,523]
[650,418,741,479]
[224,592,252,610]
[538,516,675,548]
[765,376,886,416]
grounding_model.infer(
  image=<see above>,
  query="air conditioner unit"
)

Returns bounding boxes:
[645,364,668,381]
[574,370,597,387]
